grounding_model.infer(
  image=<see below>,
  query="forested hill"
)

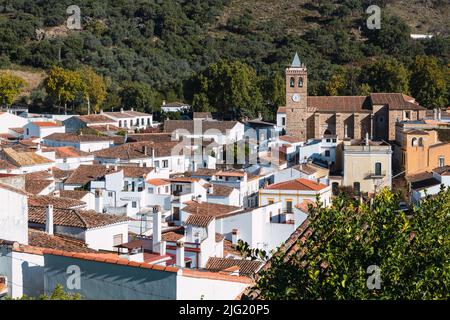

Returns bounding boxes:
[0,0,448,120]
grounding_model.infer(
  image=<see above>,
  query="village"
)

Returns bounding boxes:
[0,54,449,300]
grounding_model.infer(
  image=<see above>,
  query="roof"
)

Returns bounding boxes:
[164,120,240,135]
[126,133,173,143]
[216,170,246,177]
[28,229,96,253]
[185,215,214,228]
[93,141,180,160]
[182,201,242,218]
[88,124,120,132]
[51,167,74,180]
[210,184,235,197]
[147,178,170,186]
[78,114,116,124]
[25,179,53,194]
[43,133,112,143]
[296,200,317,213]
[191,168,220,177]
[279,135,303,144]
[292,164,319,175]
[163,101,190,108]
[433,166,450,176]
[370,93,425,110]
[291,52,301,68]
[65,164,118,185]
[308,96,371,113]
[29,206,128,229]
[42,146,91,158]
[193,112,213,119]
[205,257,263,277]
[0,182,29,196]
[265,178,328,191]
[122,166,154,178]
[30,121,61,127]
[28,195,86,208]
[59,190,90,200]
[162,227,185,242]
[0,159,17,170]
[277,107,286,113]
[405,129,429,135]
[2,147,52,166]
[42,249,179,273]
[410,177,442,191]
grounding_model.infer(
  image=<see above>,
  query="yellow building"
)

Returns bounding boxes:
[393,128,450,177]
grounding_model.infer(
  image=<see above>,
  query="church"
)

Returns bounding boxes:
[277,53,427,142]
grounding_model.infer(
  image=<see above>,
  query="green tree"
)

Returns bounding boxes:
[119,81,158,112]
[362,58,410,93]
[0,72,25,106]
[192,59,264,119]
[410,56,448,109]
[8,284,81,300]
[44,66,83,114]
[79,66,107,114]
[247,187,450,300]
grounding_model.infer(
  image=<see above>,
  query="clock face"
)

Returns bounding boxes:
[292,94,300,102]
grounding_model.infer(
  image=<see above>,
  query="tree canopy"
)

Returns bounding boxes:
[0,72,25,106]
[248,187,450,300]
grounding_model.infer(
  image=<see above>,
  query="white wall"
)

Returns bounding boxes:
[0,187,28,244]
[0,113,28,134]
[176,274,249,300]
[84,222,129,251]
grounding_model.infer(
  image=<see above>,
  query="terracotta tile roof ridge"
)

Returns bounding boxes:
[0,182,29,196]
[181,268,253,284]
[42,249,180,273]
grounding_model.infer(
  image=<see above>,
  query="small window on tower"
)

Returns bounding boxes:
[298,77,303,87]
[290,77,295,87]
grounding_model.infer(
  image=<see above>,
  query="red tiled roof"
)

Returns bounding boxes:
[205,257,263,277]
[182,201,242,218]
[265,178,328,191]
[42,249,179,273]
[78,114,116,124]
[296,200,317,213]
[65,164,118,185]
[185,215,214,228]
[32,121,61,127]
[0,182,29,196]
[28,229,96,253]
[147,178,170,186]
[25,179,53,195]
[28,206,128,229]
[42,146,91,158]
[28,195,86,208]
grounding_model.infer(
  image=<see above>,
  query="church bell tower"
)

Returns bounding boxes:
[285,52,308,140]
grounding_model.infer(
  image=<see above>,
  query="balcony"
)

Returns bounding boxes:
[365,171,386,179]
[270,212,294,224]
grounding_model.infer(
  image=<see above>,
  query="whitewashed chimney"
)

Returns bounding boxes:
[94,189,103,213]
[152,210,162,254]
[46,205,54,235]
[176,241,185,268]
[120,108,124,113]
[231,229,239,245]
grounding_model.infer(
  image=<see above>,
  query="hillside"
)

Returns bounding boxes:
[0,0,448,116]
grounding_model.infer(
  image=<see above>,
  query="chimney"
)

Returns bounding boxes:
[433,108,437,120]
[231,229,239,245]
[365,132,369,146]
[143,146,148,155]
[106,124,109,131]
[257,112,262,120]
[162,100,166,106]
[438,109,442,121]
[46,205,54,235]
[152,210,162,254]
[120,108,124,113]
[131,108,134,112]
[100,109,103,114]
[176,241,185,268]
[94,189,103,213]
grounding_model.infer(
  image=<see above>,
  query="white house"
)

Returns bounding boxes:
[42,133,113,152]
[410,166,450,203]
[101,108,153,130]
[40,146,94,170]
[23,121,65,139]
[0,183,29,245]
[0,112,28,134]
[1,147,55,174]
[206,184,241,207]
[161,101,191,113]
[63,114,119,133]
[259,178,332,211]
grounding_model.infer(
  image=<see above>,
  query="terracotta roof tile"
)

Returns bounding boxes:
[25,179,53,195]
[42,146,91,158]
[43,133,113,143]
[210,184,235,197]
[31,121,61,127]
[265,178,328,191]
[147,178,170,186]
[29,206,128,229]
[59,190,90,200]
[205,257,263,277]
[93,141,180,159]
[164,120,240,135]
[182,201,242,218]
[185,214,214,228]
[28,195,86,208]
[28,229,96,253]
[78,114,116,124]
[65,164,117,185]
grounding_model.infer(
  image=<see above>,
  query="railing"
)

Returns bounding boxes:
[365,171,387,179]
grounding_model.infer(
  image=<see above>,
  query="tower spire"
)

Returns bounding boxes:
[291,52,301,68]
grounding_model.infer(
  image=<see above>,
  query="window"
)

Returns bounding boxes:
[418,138,424,147]
[405,111,411,119]
[135,119,139,126]
[124,120,127,128]
[326,139,331,143]
[132,202,137,208]
[298,77,303,87]
[162,160,169,168]
[165,186,169,193]
[268,198,275,205]
[154,160,160,168]
[282,117,286,126]
[108,192,113,197]
[412,137,418,147]
[325,150,331,157]
[119,120,122,127]
[147,118,151,125]
[290,77,295,87]
[113,234,123,246]
[141,118,144,125]
[375,162,382,176]
[333,139,337,143]
[148,187,154,194]
[353,182,361,196]
[332,182,339,195]
[26,128,29,135]
[286,200,293,213]
[439,156,445,167]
